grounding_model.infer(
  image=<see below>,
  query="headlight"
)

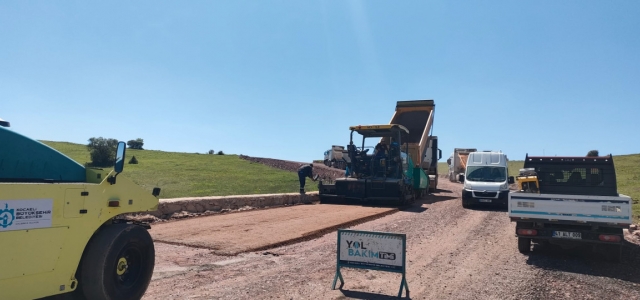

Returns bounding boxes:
[501,182,509,190]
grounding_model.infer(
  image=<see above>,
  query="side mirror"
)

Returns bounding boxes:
[108,142,126,185]
[508,176,515,184]
[458,174,465,182]
[114,141,126,174]
[438,149,442,160]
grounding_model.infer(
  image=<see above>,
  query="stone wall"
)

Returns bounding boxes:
[149,192,319,219]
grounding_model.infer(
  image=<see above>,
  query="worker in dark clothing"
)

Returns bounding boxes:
[298,163,316,194]
[374,140,389,157]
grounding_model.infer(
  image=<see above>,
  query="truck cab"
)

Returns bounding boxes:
[459,151,514,208]
[323,145,346,169]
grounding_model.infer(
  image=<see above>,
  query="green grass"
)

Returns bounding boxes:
[42,141,316,198]
[439,156,639,223]
[614,154,640,223]
[39,141,640,220]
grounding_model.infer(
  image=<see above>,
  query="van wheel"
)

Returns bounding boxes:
[461,199,470,209]
[518,237,531,253]
[80,224,155,300]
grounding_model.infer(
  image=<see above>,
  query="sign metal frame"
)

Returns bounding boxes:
[332,229,409,298]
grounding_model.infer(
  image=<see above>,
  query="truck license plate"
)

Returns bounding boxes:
[552,231,581,239]
[479,199,492,203]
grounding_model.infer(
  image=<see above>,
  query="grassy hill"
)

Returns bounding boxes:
[42,141,638,221]
[439,156,640,222]
[42,141,317,198]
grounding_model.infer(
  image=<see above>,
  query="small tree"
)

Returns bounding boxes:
[587,150,599,157]
[127,138,144,150]
[129,156,138,164]
[208,149,215,155]
[217,150,225,155]
[87,137,119,167]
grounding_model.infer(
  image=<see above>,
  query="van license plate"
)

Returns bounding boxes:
[479,199,492,203]
[552,231,581,239]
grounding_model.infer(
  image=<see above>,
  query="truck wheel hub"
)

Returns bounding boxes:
[116,257,128,275]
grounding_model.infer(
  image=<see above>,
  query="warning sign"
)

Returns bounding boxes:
[0,199,53,232]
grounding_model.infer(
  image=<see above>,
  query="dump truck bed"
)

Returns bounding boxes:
[387,100,439,191]
[453,148,476,174]
[388,100,434,167]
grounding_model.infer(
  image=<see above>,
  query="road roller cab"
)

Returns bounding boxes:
[0,119,161,300]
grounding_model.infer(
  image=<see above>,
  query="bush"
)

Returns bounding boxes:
[127,138,144,150]
[587,150,599,157]
[129,156,138,164]
[87,137,119,167]
[208,149,215,155]
[217,150,225,155]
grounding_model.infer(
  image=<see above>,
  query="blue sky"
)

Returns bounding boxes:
[2,1,639,162]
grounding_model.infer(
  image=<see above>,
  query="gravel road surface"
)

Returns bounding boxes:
[143,180,640,299]
[149,204,397,255]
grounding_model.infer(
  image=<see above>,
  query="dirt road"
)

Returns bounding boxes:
[149,205,397,255]
[144,180,640,299]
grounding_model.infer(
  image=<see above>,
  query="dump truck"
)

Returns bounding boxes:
[318,124,429,204]
[323,145,347,169]
[0,120,161,300]
[388,100,441,192]
[508,154,632,262]
[447,148,477,182]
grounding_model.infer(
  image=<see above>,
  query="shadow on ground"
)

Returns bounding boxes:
[399,203,428,213]
[317,200,410,209]
[525,239,640,283]
[465,205,508,213]
[419,193,457,205]
[339,289,411,300]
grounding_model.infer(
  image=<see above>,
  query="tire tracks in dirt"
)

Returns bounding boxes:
[144,180,640,300]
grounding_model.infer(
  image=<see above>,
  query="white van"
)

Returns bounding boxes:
[459,151,514,208]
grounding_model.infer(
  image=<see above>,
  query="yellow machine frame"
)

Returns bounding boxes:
[0,168,159,300]
[516,175,540,193]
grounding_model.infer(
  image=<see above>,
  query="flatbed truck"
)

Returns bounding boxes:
[508,154,632,262]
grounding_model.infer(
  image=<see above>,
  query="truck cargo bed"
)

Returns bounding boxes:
[509,192,632,226]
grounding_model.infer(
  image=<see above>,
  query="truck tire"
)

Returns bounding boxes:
[603,244,622,263]
[518,237,531,253]
[80,224,155,300]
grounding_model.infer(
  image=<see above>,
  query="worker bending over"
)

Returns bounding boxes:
[298,163,316,194]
